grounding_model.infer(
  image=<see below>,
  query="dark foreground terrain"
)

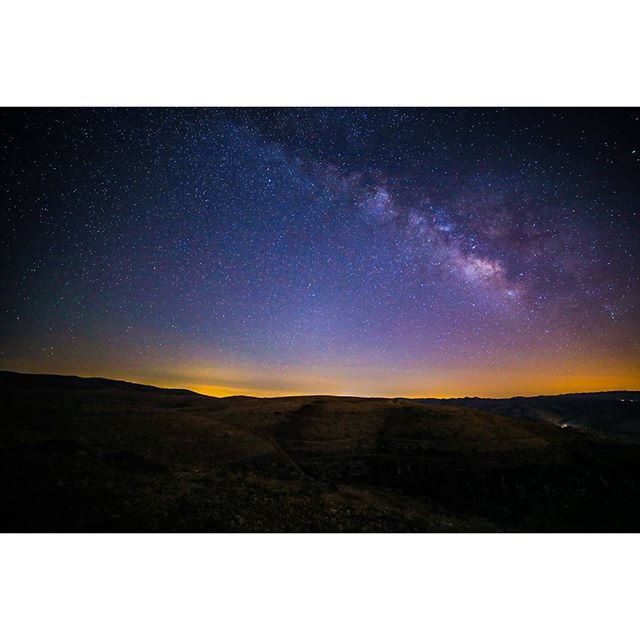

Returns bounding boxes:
[2,371,640,532]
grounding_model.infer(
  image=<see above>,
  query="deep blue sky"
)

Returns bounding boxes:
[1,108,639,395]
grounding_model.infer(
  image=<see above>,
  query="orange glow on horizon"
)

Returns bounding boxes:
[4,356,638,399]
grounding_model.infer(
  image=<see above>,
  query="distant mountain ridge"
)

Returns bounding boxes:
[418,391,640,401]
[413,391,640,439]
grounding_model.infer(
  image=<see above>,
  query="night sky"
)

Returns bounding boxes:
[1,108,639,397]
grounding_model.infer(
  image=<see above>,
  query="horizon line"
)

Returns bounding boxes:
[2,369,639,402]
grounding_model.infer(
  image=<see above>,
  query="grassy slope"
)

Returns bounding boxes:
[2,371,640,532]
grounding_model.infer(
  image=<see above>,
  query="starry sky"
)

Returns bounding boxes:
[1,108,639,397]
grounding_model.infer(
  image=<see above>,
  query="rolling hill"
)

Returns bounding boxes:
[2,371,640,532]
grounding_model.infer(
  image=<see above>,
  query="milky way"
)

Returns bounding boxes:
[1,108,639,396]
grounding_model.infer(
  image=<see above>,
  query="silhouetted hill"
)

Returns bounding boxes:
[2,372,640,532]
[0,370,201,396]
